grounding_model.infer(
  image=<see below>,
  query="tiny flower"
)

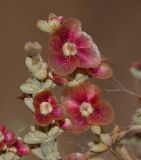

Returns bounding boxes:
[65,153,89,160]
[15,138,30,156]
[4,130,16,144]
[0,125,18,152]
[59,118,72,130]
[130,61,141,80]
[87,62,113,79]
[33,90,64,126]
[62,83,114,133]
[48,18,101,76]
[37,13,64,33]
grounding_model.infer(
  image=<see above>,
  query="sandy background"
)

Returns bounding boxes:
[0,0,141,159]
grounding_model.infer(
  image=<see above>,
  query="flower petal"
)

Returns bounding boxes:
[70,116,89,134]
[49,18,81,53]
[88,63,113,79]
[62,83,101,104]
[52,106,65,120]
[63,99,80,117]
[33,90,57,112]
[34,112,53,126]
[72,32,93,49]
[87,100,114,125]
[48,53,79,76]
[77,43,101,68]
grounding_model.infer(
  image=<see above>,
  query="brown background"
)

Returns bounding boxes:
[0,0,141,159]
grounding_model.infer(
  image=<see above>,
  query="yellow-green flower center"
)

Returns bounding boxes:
[62,42,77,56]
[40,102,53,115]
[80,102,94,117]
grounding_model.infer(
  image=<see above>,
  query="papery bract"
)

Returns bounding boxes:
[48,18,101,76]
[62,83,114,133]
[33,90,64,126]
[87,62,113,79]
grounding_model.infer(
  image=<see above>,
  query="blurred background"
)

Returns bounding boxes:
[0,0,141,159]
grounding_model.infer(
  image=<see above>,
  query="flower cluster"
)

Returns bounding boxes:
[37,13,113,79]
[0,124,29,157]
[19,13,114,135]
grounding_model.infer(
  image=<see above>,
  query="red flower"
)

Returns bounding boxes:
[33,90,64,126]
[62,83,114,133]
[87,62,113,79]
[0,124,16,151]
[48,18,101,76]
[15,138,30,156]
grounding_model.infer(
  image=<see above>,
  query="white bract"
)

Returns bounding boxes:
[25,56,48,80]
[20,78,56,95]
[67,73,88,87]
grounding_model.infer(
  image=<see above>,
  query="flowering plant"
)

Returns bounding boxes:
[1,13,141,160]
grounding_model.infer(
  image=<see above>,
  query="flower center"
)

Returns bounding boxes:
[80,102,94,117]
[0,132,4,142]
[62,42,77,57]
[40,102,53,115]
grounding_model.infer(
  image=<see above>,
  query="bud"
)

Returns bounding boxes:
[24,41,42,56]
[100,134,112,146]
[130,61,141,80]
[90,142,108,153]
[91,125,101,135]
[37,13,64,33]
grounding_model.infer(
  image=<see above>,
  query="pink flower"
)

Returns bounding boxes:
[0,125,29,157]
[0,125,16,151]
[33,90,64,126]
[48,18,101,76]
[87,62,113,79]
[4,130,16,144]
[65,153,89,160]
[62,83,114,133]
[15,138,30,156]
